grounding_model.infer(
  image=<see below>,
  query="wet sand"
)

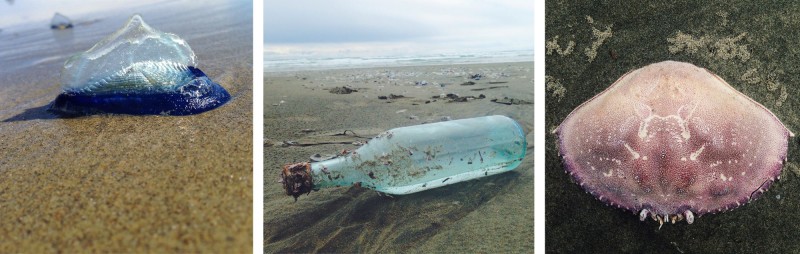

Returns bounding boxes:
[547,1,800,252]
[264,62,534,252]
[0,0,252,252]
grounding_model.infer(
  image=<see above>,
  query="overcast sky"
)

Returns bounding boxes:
[264,0,533,58]
[0,0,167,28]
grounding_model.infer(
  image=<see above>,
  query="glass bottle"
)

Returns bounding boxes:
[280,115,527,199]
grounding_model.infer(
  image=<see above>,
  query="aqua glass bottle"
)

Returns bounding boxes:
[280,115,527,199]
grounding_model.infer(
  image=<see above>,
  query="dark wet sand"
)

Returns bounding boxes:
[547,1,800,253]
[0,0,252,252]
[264,62,534,252]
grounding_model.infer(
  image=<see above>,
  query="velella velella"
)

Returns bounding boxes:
[50,13,73,30]
[48,14,230,116]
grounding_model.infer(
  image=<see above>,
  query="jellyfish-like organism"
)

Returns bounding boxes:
[50,12,73,30]
[49,14,230,116]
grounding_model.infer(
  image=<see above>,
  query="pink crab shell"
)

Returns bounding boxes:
[555,61,792,225]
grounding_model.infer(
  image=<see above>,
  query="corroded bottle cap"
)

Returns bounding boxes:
[280,162,314,200]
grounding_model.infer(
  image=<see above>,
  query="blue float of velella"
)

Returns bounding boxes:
[48,14,230,116]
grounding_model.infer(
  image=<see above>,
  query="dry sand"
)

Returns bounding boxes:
[264,62,534,252]
[0,1,253,252]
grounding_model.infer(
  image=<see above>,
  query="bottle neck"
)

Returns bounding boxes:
[310,155,369,190]
[279,162,314,200]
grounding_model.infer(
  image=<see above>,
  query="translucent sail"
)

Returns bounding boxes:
[61,14,196,93]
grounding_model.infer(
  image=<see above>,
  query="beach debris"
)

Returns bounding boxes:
[50,13,73,30]
[281,140,357,147]
[48,14,230,116]
[469,74,484,80]
[439,93,485,103]
[310,153,338,162]
[396,109,407,113]
[279,130,372,148]
[440,116,452,121]
[279,115,526,199]
[415,81,429,86]
[490,97,532,105]
[291,129,315,135]
[378,94,405,100]
[408,115,419,120]
[330,130,369,138]
[555,61,792,226]
[329,86,357,94]
[460,81,476,86]
[471,85,509,91]
[450,96,468,102]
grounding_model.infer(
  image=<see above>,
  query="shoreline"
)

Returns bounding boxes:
[265,59,534,73]
[264,50,534,73]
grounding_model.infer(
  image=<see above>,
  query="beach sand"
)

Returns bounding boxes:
[0,0,252,252]
[264,62,534,252]
[547,1,800,252]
